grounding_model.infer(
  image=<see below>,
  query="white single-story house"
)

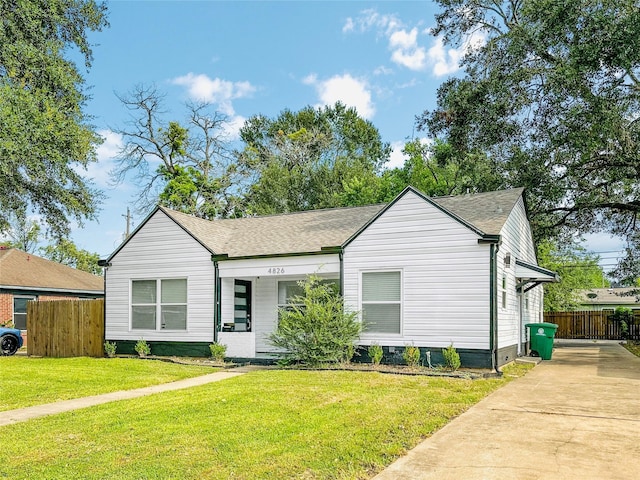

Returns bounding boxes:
[101,186,558,368]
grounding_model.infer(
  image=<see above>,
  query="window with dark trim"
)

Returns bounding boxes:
[131,279,187,330]
[13,296,35,330]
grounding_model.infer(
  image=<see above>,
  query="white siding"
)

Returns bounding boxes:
[217,254,339,278]
[105,210,215,342]
[497,197,543,350]
[344,191,491,350]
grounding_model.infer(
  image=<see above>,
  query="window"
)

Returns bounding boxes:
[361,271,401,334]
[132,279,187,330]
[13,296,36,330]
[278,280,305,308]
[277,279,339,311]
[501,276,507,309]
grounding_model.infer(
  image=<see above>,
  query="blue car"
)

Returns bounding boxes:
[0,327,23,356]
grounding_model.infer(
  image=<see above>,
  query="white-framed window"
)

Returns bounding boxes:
[361,271,401,334]
[277,278,339,311]
[131,278,187,330]
[13,296,36,330]
[277,280,305,309]
[501,276,507,309]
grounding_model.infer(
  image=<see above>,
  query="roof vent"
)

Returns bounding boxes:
[587,293,598,299]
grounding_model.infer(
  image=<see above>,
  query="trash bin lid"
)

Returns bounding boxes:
[525,322,558,329]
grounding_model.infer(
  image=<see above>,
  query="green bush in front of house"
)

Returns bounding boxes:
[268,275,361,366]
[442,343,461,371]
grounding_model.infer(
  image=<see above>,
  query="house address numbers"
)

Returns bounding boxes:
[267,267,285,275]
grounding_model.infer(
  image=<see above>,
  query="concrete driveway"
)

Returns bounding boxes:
[374,340,640,480]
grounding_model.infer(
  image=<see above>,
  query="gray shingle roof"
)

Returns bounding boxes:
[162,204,385,257]
[0,248,104,293]
[577,288,640,306]
[160,187,525,258]
[432,187,525,235]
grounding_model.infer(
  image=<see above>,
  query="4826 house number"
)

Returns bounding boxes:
[267,267,285,274]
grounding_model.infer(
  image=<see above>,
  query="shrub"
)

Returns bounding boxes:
[104,341,117,358]
[209,342,227,362]
[268,275,361,366]
[403,345,421,367]
[134,339,151,357]
[442,343,461,371]
[610,307,634,340]
[368,343,384,365]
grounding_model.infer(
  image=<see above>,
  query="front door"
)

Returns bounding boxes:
[233,280,252,332]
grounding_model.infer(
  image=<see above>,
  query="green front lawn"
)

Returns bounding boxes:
[0,364,532,479]
[0,357,214,411]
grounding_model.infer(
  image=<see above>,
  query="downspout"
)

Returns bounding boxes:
[517,283,523,357]
[97,260,111,346]
[489,243,500,374]
[213,258,220,343]
[339,250,344,296]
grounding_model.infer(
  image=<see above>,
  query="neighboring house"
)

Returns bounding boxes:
[0,248,104,331]
[101,186,558,368]
[577,287,640,312]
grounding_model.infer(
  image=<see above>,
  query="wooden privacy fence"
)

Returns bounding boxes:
[545,310,640,341]
[27,299,104,357]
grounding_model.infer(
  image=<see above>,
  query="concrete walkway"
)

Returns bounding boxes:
[0,368,250,427]
[374,340,640,480]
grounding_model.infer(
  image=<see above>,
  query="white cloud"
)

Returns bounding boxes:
[345,8,485,76]
[389,28,427,71]
[427,31,485,77]
[223,115,247,140]
[373,65,393,76]
[387,141,407,169]
[344,9,402,36]
[81,130,123,187]
[304,74,375,120]
[171,73,256,116]
[385,137,433,170]
[344,10,426,72]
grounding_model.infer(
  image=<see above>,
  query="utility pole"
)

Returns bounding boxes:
[122,207,132,239]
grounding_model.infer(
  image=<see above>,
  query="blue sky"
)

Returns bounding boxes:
[63,1,622,266]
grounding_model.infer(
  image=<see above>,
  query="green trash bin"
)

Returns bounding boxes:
[525,322,558,360]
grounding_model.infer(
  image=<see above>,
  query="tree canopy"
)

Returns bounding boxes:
[537,240,610,312]
[0,0,108,238]
[420,0,640,280]
[112,85,240,218]
[40,239,102,275]
[236,102,391,214]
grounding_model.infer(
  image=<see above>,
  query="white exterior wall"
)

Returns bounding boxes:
[496,197,543,350]
[218,254,340,356]
[105,210,215,342]
[343,191,491,350]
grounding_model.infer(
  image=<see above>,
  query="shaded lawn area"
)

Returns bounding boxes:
[0,364,532,480]
[0,357,214,411]
[623,341,640,357]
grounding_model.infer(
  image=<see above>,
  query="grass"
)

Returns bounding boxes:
[0,363,532,480]
[0,356,214,411]
[623,341,640,357]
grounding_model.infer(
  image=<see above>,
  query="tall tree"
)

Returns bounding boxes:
[420,0,640,280]
[40,239,102,275]
[112,85,240,218]
[0,0,108,238]
[236,103,391,214]
[0,212,42,253]
[376,139,503,203]
[537,240,610,312]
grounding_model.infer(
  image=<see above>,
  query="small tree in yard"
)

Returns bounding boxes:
[268,275,361,366]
